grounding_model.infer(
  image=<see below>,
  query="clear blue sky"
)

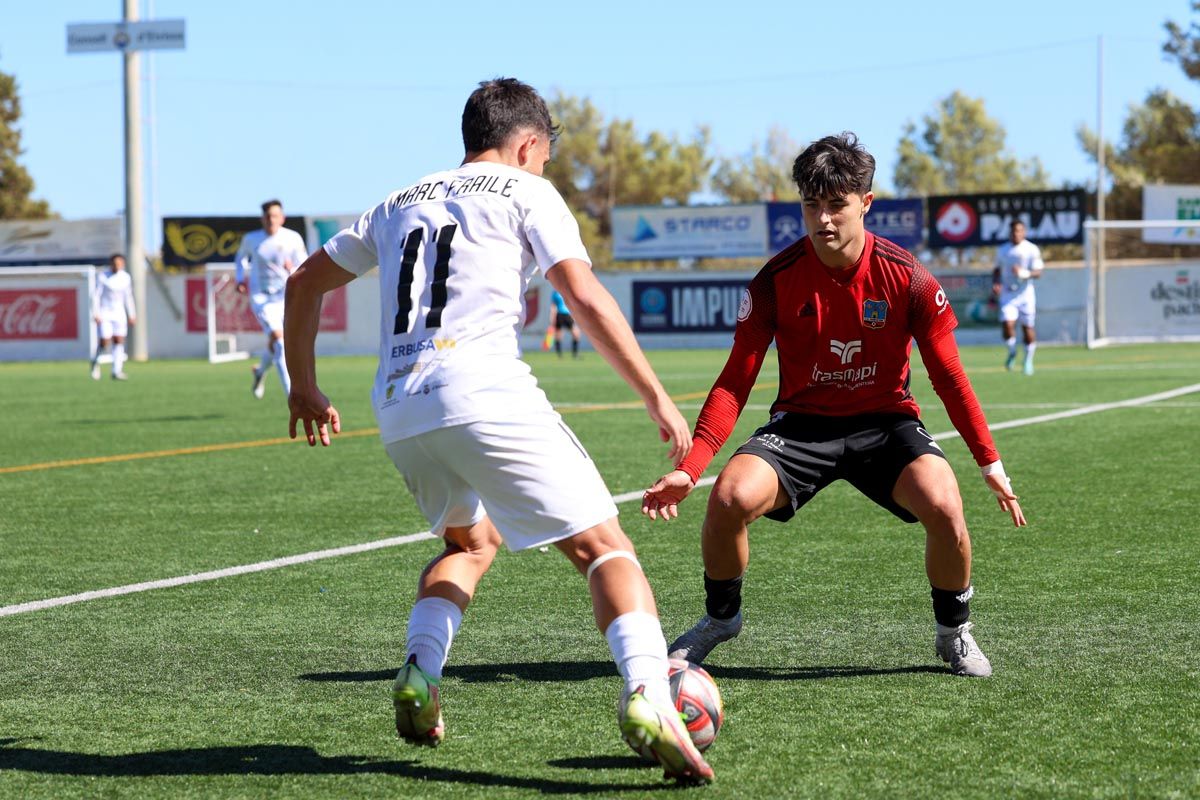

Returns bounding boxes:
[3,0,1197,250]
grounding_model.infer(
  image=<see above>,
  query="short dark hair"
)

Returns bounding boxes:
[109,253,125,265]
[261,199,282,215]
[792,132,875,199]
[461,77,559,154]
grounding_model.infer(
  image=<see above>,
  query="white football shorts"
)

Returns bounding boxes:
[383,411,619,551]
[250,292,285,334]
[999,294,1036,327]
[96,316,128,340]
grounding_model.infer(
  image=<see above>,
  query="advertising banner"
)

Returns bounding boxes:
[163,216,307,267]
[767,199,924,255]
[183,277,347,333]
[612,205,768,260]
[927,190,1085,248]
[306,214,362,249]
[0,218,123,266]
[1142,185,1200,244]
[0,287,79,339]
[632,279,748,333]
[67,19,186,53]
[931,271,998,329]
[1102,264,1200,339]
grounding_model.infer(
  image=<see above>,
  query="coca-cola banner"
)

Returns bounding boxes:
[0,288,79,339]
[183,278,347,333]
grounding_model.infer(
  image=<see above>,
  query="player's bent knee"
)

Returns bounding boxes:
[708,476,774,522]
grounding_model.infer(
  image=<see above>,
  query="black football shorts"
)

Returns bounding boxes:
[732,412,947,524]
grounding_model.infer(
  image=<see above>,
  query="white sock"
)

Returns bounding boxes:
[113,342,126,374]
[257,350,272,373]
[1005,337,1017,357]
[1025,342,1037,360]
[90,345,104,369]
[605,611,672,708]
[273,339,291,395]
[405,596,463,680]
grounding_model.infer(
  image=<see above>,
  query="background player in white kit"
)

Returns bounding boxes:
[993,219,1044,375]
[234,199,308,399]
[283,78,713,784]
[89,253,136,381]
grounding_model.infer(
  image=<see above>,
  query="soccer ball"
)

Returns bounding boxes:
[620,658,724,760]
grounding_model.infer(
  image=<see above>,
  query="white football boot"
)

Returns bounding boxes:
[935,621,993,677]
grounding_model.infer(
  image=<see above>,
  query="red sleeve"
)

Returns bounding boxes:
[676,272,776,482]
[677,338,769,482]
[918,330,1000,466]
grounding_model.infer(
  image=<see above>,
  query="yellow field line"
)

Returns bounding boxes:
[1,382,780,476]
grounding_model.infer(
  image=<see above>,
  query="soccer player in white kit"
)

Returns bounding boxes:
[993,219,1044,375]
[90,253,136,381]
[234,199,308,398]
[283,78,713,784]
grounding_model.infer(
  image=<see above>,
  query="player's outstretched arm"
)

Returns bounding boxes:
[284,250,355,447]
[547,259,691,464]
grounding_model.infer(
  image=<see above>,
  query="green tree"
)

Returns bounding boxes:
[1164,1,1200,80]
[0,68,52,220]
[893,91,1050,196]
[711,126,801,203]
[544,94,712,267]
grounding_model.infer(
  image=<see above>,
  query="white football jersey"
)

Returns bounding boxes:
[235,227,308,296]
[325,161,590,443]
[93,268,134,320]
[995,239,1043,301]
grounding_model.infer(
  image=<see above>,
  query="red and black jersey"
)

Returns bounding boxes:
[679,232,999,482]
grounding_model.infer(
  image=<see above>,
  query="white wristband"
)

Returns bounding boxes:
[981,460,1013,498]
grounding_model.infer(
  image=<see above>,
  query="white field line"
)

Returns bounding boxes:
[4,382,1199,619]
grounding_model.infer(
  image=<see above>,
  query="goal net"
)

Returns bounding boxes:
[0,266,98,361]
[203,265,255,363]
[1086,219,1200,348]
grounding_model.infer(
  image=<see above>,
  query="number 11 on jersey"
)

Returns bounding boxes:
[394,223,457,335]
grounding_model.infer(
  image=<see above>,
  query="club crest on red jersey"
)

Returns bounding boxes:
[863,299,888,329]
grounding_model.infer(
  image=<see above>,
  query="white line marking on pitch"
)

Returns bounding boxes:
[4,382,1198,619]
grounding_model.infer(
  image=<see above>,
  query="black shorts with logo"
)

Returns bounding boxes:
[733,412,946,524]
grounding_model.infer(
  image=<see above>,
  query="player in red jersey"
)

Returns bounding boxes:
[642,132,1026,677]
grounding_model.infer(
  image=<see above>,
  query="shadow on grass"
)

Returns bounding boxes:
[705,664,946,680]
[300,660,617,684]
[0,739,671,794]
[301,661,946,684]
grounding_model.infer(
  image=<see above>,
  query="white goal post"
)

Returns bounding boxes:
[0,266,99,362]
[204,264,252,363]
[1085,219,1200,348]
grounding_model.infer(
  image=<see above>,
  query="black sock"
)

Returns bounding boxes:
[554,338,562,356]
[704,574,743,620]
[572,338,579,357]
[931,585,972,628]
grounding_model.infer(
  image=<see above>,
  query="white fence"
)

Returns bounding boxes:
[1,265,1095,362]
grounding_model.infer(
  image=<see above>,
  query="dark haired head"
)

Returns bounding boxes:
[261,199,283,215]
[109,253,125,266]
[792,132,875,199]
[462,78,559,154]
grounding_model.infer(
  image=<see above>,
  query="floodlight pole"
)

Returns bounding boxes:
[1095,34,1106,343]
[123,0,147,361]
